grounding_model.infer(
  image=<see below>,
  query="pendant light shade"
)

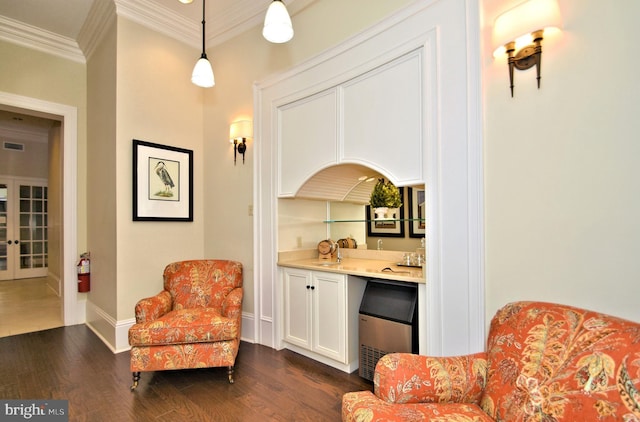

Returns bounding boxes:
[192,55,214,87]
[263,0,294,44]
[192,0,214,88]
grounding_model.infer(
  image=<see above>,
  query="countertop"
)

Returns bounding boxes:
[278,249,424,284]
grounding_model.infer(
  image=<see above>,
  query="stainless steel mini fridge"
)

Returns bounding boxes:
[358,278,418,381]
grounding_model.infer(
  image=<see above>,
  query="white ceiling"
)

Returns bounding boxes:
[0,0,308,44]
[0,0,311,133]
[0,0,314,69]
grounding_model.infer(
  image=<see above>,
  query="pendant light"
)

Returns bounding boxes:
[192,0,214,87]
[263,0,294,44]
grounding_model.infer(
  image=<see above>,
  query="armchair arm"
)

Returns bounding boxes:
[375,352,488,405]
[134,290,172,323]
[222,287,243,320]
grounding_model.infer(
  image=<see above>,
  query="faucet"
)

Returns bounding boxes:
[377,239,383,250]
[334,242,342,263]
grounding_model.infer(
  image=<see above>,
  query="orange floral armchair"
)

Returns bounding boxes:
[128,260,243,390]
[343,301,640,421]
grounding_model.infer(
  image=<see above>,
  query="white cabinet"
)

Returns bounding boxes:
[342,50,423,186]
[276,49,424,197]
[282,267,365,371]
[278,89,338,197]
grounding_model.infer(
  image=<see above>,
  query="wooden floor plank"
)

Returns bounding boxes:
[0,325,372,421]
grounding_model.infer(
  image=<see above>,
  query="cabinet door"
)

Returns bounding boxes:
[278,89,338,197]
[342,50,423,185]
[312,271,346,362]
[283,268,312,349]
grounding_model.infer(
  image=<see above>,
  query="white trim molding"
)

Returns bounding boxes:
[0,15,85,63]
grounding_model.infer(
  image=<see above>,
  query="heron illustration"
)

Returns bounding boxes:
[154,161,175,196]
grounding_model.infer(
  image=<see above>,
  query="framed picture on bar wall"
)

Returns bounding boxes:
[365,189,405,238]
[408,187,425,237]
[132,139,193,221]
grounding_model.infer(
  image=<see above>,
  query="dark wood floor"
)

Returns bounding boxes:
[0,325,372,421]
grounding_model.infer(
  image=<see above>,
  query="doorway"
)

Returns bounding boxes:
[0,91,79,328]
[0,110,61,333]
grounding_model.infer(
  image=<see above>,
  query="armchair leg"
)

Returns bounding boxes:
[131,372,141,390]
[227,366,235,384]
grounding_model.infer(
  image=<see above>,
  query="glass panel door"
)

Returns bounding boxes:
[18,183,48,276]
[0,178,48,280]
[0,183,8,276]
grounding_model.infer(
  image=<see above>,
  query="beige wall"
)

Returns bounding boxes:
[482,0,640,323]
[0,139,48,178]
[113,18,205,320]
[86,17,118,318]
[47,123,62,293]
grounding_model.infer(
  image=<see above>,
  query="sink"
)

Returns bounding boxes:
[314,261,341,267]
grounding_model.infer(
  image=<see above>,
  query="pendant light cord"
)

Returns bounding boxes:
[200,0,206,58]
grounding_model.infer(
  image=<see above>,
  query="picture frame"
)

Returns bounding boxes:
[366,189,405,238]
[408,187,426,237]
[132,139,193,222]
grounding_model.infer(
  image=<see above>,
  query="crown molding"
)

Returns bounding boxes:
[113,0,200,48]
[0,0,316,63]
[77,0,116,61]
[0,15,85,63]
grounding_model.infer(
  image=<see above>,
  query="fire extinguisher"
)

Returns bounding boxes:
[77,252,90,293]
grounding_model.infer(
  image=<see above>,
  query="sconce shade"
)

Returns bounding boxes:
[177,0,193,3]
[230,120,253,165]
[192,55,215,88]
[492,0,562,57]
[230,120,253,141]
[191,0,214,88]
[263,0,294,44]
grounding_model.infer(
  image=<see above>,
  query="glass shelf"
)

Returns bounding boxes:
[323,219,425,223]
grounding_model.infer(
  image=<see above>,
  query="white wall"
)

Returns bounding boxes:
[482,0,640,323]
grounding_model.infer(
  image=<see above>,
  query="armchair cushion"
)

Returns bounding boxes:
[342,393,493,422]
[375,352,488,404]
[128,308,239,346]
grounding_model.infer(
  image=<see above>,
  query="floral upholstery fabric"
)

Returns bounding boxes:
[129,260,243,374]
[342,301,640,422]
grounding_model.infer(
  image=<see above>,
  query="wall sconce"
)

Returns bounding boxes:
[492,0,562,97]
[229,120,253,165]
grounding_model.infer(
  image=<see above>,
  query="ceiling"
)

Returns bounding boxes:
[0,0,309,48]
[0,0,310,134]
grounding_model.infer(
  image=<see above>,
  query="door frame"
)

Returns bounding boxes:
[0,91,80,326]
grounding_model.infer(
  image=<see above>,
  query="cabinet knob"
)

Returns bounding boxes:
[306,285,310,289]
[310,285,315,290]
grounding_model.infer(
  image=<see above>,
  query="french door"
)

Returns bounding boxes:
[0,178,48,280]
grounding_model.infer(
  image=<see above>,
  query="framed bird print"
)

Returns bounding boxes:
[132,139,193,221]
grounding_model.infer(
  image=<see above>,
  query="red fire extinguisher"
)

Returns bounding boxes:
[77,252,90,293]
